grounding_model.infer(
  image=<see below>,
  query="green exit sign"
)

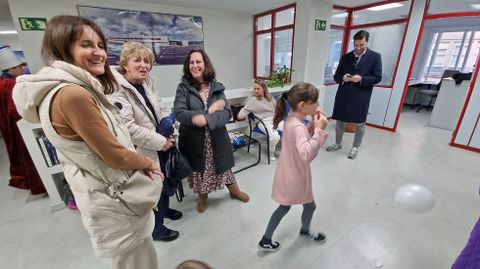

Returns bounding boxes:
[314,19,327,31]
[18,17,47,31]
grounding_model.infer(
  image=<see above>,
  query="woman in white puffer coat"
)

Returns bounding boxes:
[12,16,162,269]
[110,42,182,242]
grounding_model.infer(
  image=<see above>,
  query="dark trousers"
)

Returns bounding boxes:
[153,192,170,235]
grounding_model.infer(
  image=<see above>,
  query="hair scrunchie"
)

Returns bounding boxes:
[281,91,289,100]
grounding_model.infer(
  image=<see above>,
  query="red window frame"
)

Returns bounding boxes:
[253,3,296,80]
[326,0,413,88]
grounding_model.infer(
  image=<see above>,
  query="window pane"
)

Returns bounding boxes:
[352,0,411,25]
[256,33,271,77]
[275,7,295,27]
[458,32,472,69]
[348,23,406,85]
[324,29,344,84]
[273,29,293,71]
[464,31,480,73]
[429,0,480,14]
[257,15,271,31]
[422,31,473,80]
[331,9,347,26]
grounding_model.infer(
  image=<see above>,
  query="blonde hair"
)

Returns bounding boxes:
[254,79,274,103]
[118,42,155,74]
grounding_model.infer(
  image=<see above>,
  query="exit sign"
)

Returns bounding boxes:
[18,17,47,31]
[314,19,327,31]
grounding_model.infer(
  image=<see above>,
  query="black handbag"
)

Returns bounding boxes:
[165,145,192,202]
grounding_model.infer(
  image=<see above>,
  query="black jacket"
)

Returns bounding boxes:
[332,48,382,123]
[173,78,234,174]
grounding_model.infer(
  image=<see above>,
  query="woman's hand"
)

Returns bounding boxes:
[160,138,175,152]
[192,114,207,127]
[208,100,225,113]
[144,159,163,182]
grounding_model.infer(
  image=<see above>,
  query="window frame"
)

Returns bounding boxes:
[253,3,296,80]
[325,0,412,88]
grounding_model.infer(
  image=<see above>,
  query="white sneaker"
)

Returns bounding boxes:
[326,143,342,152]
[347,147,359,159]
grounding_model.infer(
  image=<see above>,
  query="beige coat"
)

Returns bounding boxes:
[110,67,170,166]
[12,61,155,258]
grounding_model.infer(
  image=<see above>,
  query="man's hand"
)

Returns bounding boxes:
[144,159,163,182]
[343,73,352,82]
[351,74,362,83]
[192,114,207,127]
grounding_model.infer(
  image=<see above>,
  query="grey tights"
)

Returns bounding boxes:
[335,120,366,148]
[263,201,317,240]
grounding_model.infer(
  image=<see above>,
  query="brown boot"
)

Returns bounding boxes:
[227,183,250,203]
[197,193,208,213]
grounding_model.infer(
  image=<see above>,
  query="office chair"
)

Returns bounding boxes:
[415,69,459,112]
[246,112,281,164]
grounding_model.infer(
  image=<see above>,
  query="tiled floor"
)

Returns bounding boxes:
[1,109,479,269]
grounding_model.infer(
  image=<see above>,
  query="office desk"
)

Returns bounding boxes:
[404,80,438,106]
[430,78,470,131]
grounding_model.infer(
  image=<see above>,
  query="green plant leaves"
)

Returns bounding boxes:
[266,65,292,88]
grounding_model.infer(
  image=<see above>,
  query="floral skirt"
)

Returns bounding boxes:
[188,129,236,194]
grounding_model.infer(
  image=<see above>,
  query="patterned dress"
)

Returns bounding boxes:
[188,85,236,194]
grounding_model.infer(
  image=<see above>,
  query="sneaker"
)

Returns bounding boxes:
[347,147,359,159]
[258,236,280,252]
[300,230,326,242]
[326,143,342,152]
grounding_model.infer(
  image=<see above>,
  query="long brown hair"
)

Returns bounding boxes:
[182,49,216,90]
[254,79,274,103]
[41,15,117,94]
[273,82,319,129]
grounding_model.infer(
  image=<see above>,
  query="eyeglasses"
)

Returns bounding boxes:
[254,79,266,84]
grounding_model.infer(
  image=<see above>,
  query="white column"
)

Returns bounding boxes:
[291,0,333,86]
[383,0,427,128]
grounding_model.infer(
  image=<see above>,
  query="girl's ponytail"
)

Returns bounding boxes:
[273,91,288,129]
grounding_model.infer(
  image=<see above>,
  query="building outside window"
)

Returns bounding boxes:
[422,30,480,81]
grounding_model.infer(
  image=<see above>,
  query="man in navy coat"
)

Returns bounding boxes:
[326,30,382,159]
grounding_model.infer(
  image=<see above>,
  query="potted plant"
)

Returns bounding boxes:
[266,65,292,88]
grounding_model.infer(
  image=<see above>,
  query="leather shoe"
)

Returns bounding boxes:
[165,208,183,220]
[153,228,179,242]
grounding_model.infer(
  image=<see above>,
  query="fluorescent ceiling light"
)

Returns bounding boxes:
[332,12,347,18]
[471,4,480,9]
[367,3,403,11]
[0,30,17,35]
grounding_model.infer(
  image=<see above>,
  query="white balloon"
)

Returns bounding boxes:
[394,184,435,213]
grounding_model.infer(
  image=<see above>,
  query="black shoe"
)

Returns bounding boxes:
[153,228,179,242]
[300,230,326,242]
[165,208,183,220]
[258,236,280,252]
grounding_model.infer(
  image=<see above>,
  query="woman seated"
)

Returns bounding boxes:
[237,79,281,160]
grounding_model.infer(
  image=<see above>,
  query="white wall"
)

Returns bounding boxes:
[292,0,332,86]
[8,0,253,98]
[453,73,480,147]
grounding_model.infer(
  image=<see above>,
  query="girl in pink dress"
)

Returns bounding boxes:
[258,82,329,252]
